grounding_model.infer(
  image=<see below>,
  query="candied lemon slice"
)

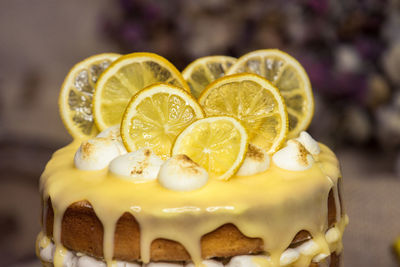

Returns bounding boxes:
[121,83,204,159]
[94,52,190,131]
[198,73,288,153]
[182,55,237,98]
[172,116,248,180]
[227,49,314,138]
[59,53,120,139]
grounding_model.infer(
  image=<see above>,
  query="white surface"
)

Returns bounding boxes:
[158,155,209,191]
[272,140,314,171]
[74,138,125,170]
[110,148,164,180]
[236,145,270,176]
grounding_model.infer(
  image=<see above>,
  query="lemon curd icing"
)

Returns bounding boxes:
[38,137,347,267]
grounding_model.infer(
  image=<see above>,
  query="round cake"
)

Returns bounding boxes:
[36,50,348,267]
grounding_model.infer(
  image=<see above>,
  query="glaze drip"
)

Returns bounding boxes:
[39,141,346,267]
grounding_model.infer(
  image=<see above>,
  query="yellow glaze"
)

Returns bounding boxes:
[40,140,347,267]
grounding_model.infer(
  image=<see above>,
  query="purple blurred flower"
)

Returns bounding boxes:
[121,23,144,44]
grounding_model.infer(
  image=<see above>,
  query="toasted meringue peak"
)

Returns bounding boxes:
[272,140,314,171]
[236,144,270,176]
[97,125,127,155]
[227,255,270,267]
[97,125,121,140]
[74,137,125,171]
[109,148,164,181]
[158,154,209,191]
[280,248,300,265]
[296,131,320,155]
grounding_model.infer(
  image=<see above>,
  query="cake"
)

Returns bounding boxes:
[36,50,348,267]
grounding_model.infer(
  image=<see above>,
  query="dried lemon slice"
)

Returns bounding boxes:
[182,56,237,98]
[172,116,248,180]
[94,52,190,131]
[227,49,314,138]
[198,73,288,154]
[121,83,204,159]
[59,53,120,139]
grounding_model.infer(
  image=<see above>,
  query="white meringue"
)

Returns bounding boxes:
[63,249,79,267]
[185,260,223,267]
[97,125,121,140]
[39,241,54,262]
[158,155,209,191]
[236,144,270,176]
[296,131,320,155]
[297,239,320,255]
[272,140,314,171]
[77,255,106,267]
[145,263,183,267]
[74,137,125,171]
[227,255,270,267]
[280,248,300,265]
[117,262,142,267]
[109,148,164,181]
[97,125,127,155]
[312,253,329,262]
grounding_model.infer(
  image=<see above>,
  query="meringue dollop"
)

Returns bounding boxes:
[109,148,164,181]
[296,131,320,155]
[74,137,126,171]
[236,144,270,176]
[272,140,314,171]
[158,155,209,191]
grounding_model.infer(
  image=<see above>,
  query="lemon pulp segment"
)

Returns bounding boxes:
[94,53,189,131]
[172,116,248,180]
[59,53,120,139]
[121,83,204,159]
[227,49,313,138]
[182,56,237,98]
[199,73,288,153]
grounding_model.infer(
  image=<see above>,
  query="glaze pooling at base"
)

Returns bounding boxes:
[40,141,346,267]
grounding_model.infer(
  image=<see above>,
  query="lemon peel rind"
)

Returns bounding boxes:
[171,116,249,181]
[93,52,190,131]
[198,73,288,154]
[120,83,205,156]
[59,53,121,140]
[226,49,314,139]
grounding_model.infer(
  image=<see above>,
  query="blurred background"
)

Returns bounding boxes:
[0,0,399,266]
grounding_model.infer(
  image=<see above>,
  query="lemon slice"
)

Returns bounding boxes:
[182,56,237,98]
[227,49,314,138]
[198,73,288,154]
[172,116,248,180]
[94,52,190,131]
[121,83,204,159]
[59,53,120,139]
